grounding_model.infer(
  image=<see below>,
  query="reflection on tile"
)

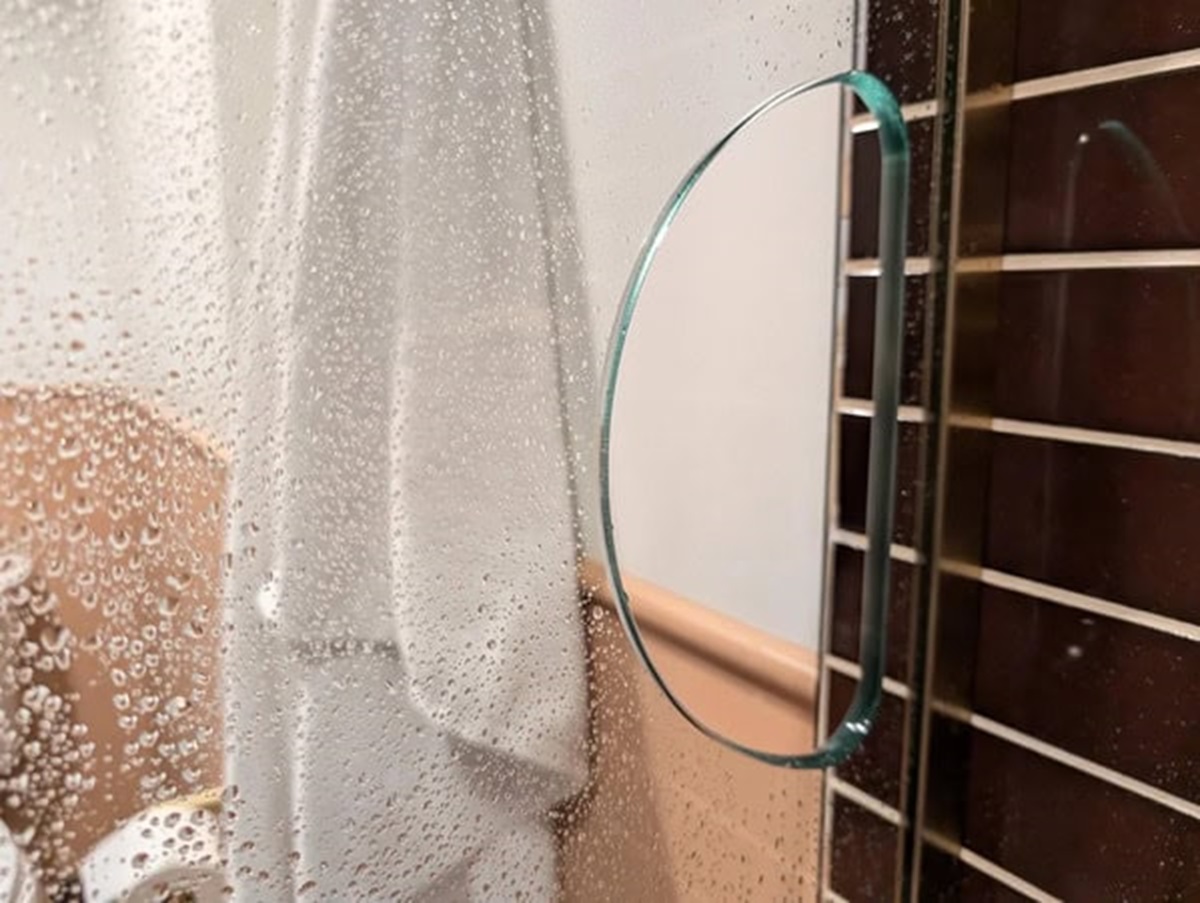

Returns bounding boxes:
[1006,70,1200,252]
[986,433,1200,623]
[829,795,899,901]
[838,417,923,547]
[830,546,913,680]
[972,585,1200,801]
[844,276,928,406]
[960,726,1200,900]
[828,672,907,808]
[852,118,934,259]
[994,269,1200,441]
[1015,2,1200,81]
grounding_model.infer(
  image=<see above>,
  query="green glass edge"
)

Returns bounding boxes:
[598,69,910,769]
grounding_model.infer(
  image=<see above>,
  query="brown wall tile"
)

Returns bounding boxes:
[961,727,1200,900]
[830,546,914,681]
[922,715,974,842]
[844,276,929,406]
[829,796,900,901]
[866,0,941,105]
[1015,2,1200,82]
[828,672,908,808]
[973,586,1200,800]
[851,118,935,259]
[986,434,1200,623]
[1006,71,1200,252]
[838,417,924,547]
[993,269,1200,441]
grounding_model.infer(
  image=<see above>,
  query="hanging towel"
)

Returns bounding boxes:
[217,0,590,896]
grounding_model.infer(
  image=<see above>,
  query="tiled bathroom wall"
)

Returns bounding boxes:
[824,1,1200,899]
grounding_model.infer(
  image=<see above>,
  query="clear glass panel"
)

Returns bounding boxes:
[0,0,932,900]
[599,71,909,766]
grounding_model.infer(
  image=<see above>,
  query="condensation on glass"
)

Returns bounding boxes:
[0,0,935,900]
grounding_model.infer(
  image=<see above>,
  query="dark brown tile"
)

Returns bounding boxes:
[866,0,941,106]
[1016,2,1200,82]
[963,0,1020,95]
[959,726,1200,899]
[852,118,935,259]
[844,276,929,406]
[838,417,923,547]
[830,545,914,681]
[986,433,1200,623]
[918,844,1029,902]
[957,105,1016,257]
[972,585,1200,801]
[1006,70,1200,252]
[922,713,974,841]
[829,795,900,901]
[928,572,987,710]
[994,269,1200,441]
[828,672,908,808]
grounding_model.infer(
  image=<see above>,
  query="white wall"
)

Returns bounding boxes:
[0,0,854,650]
[547,0,853,647]
[0,1,230,442]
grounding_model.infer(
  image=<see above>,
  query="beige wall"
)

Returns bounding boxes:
[0,389,225,882]
[559,586,823,901]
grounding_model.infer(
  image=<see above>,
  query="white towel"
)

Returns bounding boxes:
[219,0,590,896]
[0,819,40,903]
[77,800,223,903]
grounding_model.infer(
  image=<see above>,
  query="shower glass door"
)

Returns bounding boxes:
[0,1,947,900]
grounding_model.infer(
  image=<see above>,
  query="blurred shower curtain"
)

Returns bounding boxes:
[0,0,591,898]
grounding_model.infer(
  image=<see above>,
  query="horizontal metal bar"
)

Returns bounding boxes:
[850,98,939,133]
[1013,46,1200,103]
[830,527,923,565]
[845,257,932,277]
[839,398,929,423]
[923,829,1061,903]
[825,654,913,700]
[931,699,1200,823]
[940,558,1200,643]
[956,249,1200,273]
[851,47,1200,133]
[847,249,1200,278]
[829,776,906,827]
[949,412,1200,461]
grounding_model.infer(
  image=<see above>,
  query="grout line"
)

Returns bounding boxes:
[849,249,1200,277]
[830,528,923,565]
[956,249,1200,273]
[825,654,913,700]
[823,891,851,903]
[923,830,1061,903]
[839,398,929,423]
[1011,46,1200,103]
[851,48,1200,134]
[850,98,939,133]
[940,558,1200,643]
[829,777,906,827]
[931,700,1200,824]
[949,412,1200,461]
[845,257,932,277]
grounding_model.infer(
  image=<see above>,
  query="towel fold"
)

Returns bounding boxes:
[221,0,590,895]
